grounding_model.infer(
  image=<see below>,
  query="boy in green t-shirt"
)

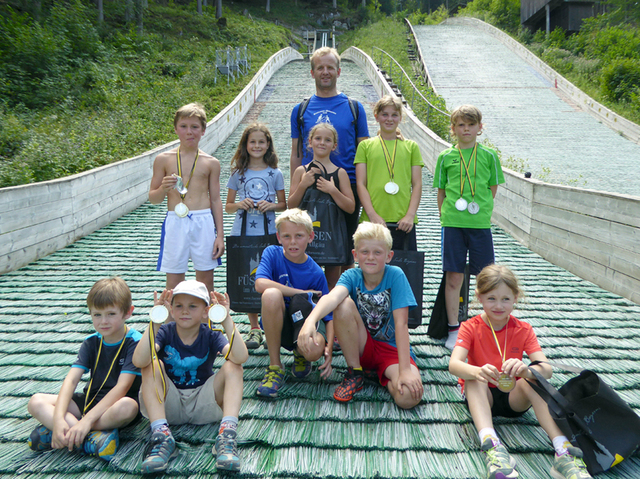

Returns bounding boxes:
[433,105,505,350]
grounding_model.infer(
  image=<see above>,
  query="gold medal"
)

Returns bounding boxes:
[174,202,189,218]
[497,373,516,392]
[487,315,515,393]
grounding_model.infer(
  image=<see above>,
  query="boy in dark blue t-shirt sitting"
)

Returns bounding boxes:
[254,208,334,398]
[132,280,248,474]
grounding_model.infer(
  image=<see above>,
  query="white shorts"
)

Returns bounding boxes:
[156,208,221,274]
[139,373,223,425]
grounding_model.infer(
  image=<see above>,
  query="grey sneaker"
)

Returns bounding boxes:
[214,428,240,471]
[141,427,177,474]
[551,446,591,479]
[245,328,263,349]
[481,438,518,479]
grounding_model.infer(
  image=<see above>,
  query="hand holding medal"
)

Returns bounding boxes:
[487,317,516,393]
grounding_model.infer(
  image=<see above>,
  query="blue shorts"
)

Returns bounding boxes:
[441,227,494,275]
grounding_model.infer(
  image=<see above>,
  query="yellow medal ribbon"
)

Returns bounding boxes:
[457,144,478,200]
[487,316,508,365]
[149,320,167,404]
[83,326,128,415]
[176,148,200,201]
[378,135,398,183]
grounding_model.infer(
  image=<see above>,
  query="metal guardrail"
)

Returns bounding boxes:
[370,46,449,129]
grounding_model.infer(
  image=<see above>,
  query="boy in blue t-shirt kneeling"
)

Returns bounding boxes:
[254,208,334,398]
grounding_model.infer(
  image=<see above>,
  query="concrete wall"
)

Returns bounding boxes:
[0,47,303,275]
[344,44,640,304]
[443,17,640,145]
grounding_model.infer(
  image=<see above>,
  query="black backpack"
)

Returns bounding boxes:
[296,96,360,158]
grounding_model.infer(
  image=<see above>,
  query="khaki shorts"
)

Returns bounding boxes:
[140,373,223,425]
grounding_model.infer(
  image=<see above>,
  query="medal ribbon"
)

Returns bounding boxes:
[378,135,398,183]
[457,144,477,201]
[149,321,167,404]
[83,326,128,415]
[176,148,199,201]
[487,317,508,365]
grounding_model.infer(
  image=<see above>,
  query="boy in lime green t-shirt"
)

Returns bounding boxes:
[433,105,505,350]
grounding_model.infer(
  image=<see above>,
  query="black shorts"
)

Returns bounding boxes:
[462,385,530,418]
[387,224,417,251]
[280,294,328,351]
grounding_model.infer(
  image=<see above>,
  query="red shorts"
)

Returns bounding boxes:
[360,330,417,387]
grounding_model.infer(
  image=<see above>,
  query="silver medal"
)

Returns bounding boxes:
[384,181,399,195]
[455,198,468,211]
[175,202,189,218]
[467,201,480,215]
[173,174,188,195]
[149,305,169,324]
[208,304,227,324]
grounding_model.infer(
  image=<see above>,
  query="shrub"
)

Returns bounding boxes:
[600,58,640,102]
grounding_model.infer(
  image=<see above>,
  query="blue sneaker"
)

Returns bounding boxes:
[28,425,52,452]
[291,350,312,378]
[215,428,240,472]
[256,365,285,398]
[83,429,119,461]
[141,427,177,474]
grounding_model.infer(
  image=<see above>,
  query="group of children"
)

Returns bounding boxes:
[25,96,592,479]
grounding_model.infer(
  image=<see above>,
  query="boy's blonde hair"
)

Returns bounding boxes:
[275,208,313,234]
[174,102,207,130]
[373,95,405,140]
[450,104,483,129]
[310,47,340,70]
[86,277,132,314]
[353,222,393,251]
[307,123,339,153]
[475,264,523,299]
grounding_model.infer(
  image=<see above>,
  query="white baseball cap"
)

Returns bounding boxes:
[172,280,210,305]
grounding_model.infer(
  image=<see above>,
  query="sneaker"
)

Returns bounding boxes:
[481,438,518,479]
[445,328,459,350]
[333,367,364,402]
[214,428,240,472]
[551,447,592,479]
[245,328,263,350]
[28,425,52,452]
[141,428,177,474]
[291,349,312,378]
[256,365,285,398]
[82,429,119,461]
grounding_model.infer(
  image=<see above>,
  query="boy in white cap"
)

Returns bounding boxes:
[132,280,248,474]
